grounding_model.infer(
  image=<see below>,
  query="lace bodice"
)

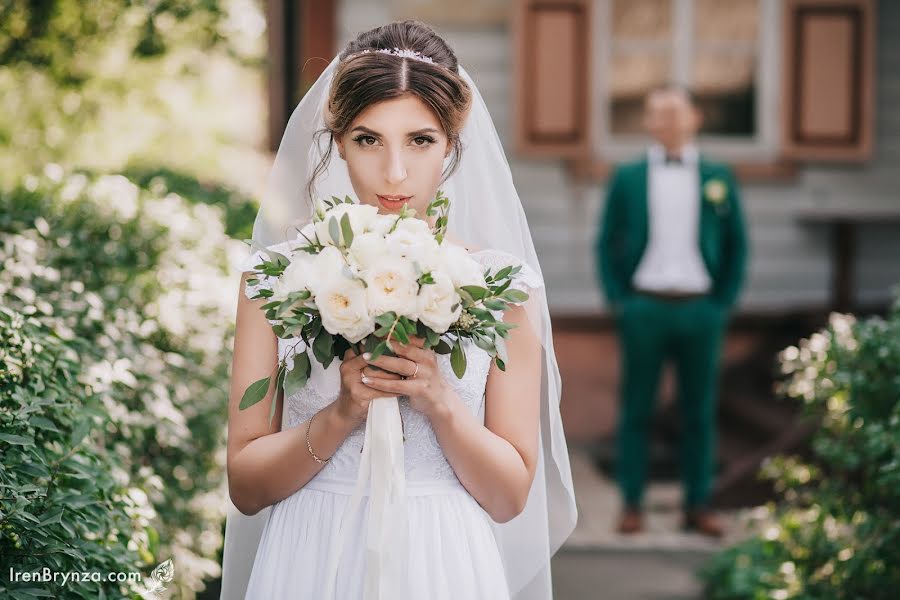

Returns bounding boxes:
[239,246,543,483]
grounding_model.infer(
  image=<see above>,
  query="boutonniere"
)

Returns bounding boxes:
[703,179,729,214]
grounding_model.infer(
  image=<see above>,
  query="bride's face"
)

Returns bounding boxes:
[336,94,451,218]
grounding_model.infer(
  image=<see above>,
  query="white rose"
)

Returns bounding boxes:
[386,227,440,271]
[314,203,380,245]
[316,278,374,343]
[278,252,315,296]
[294,221,318,246]
[369,213,400,235]
[439,243,486,288]
[392,217,431,237]
[416,271,462,333]
[307,246,351,296]
[364,257,420,319]
[348,231,390,271]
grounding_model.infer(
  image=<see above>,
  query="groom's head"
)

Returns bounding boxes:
[642,84,703,152]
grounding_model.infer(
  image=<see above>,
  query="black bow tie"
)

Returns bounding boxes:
[664,154,683,165]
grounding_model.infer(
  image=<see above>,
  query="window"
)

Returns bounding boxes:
[593,0,781,161]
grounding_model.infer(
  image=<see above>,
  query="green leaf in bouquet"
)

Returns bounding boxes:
[495,335,509,364]
[308,318,323,338]
[483,298,507,311]
[369,339,389,361]
[374,324,392,338]
[494,322,518,338]
[424,326,440,349]
[239,376,271,410]
[328,215,341,246]
[434,338,453,354]
[313,331,334,365]
[374,312,397,328]
[284,351,312,397]
[494,265,513,280]
[400,316,418,337]
[495,357,507,371]
[393,322,410,345]
[344,195,354,204]
[467,307,493,321]
[472,332,497,354]
[270,364,287,425]
[492,279,512,295]
[460,285,489,301]
[457,288,475,307]
[450,336,467,378]
[340,212,354,247]
[501,289,529,303]
[263,248,291,268]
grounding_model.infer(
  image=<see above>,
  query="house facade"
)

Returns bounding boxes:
[266,0,900,317]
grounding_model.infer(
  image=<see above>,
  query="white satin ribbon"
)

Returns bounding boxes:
[322,396,409,599]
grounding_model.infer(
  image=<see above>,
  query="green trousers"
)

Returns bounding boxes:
[614,293,727,509]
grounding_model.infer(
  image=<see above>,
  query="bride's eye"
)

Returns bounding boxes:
[352,135,378,147]
[411,136,435,147]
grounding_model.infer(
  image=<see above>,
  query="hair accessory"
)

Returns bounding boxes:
[354,47,435,65]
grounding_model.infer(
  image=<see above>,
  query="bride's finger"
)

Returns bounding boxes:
[362,352,417,377]
[362,366,402,380]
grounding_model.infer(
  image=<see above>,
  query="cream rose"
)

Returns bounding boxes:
[316,277,374,343]
[364,257,420,319]
[416,271,462,333]
[314,203,380,246]
[439,243,486,288]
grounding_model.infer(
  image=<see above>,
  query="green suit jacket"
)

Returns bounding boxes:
[595,155,749,310]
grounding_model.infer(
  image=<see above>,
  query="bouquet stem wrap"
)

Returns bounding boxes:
[321,396,409,599]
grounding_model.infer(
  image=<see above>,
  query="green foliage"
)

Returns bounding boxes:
[700,297,900,599]
[0,307,147,598]
[0,169,243,597]
[0,0,230,85]
[0,0,266,192]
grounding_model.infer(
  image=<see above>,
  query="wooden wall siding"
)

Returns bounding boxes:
[781,0,875,161]
[513,0,592,157]
[332,0,900,315]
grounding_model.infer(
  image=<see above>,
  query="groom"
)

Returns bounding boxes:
[595,85,749,537]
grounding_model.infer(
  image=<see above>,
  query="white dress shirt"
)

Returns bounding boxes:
[631,143,713,294]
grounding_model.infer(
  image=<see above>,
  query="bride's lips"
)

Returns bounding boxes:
[376,194,412,210]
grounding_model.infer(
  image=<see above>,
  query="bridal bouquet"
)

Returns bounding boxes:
[238,192,529,425]
[238,193,531,598]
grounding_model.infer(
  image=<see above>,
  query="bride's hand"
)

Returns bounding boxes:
[360,336,455,420]
[336,347,404,426]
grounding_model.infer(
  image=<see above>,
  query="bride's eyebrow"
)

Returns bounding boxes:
[350,125,440,136]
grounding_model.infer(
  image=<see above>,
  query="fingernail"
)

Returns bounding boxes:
[361,376,370,383]
[362,352,371,360]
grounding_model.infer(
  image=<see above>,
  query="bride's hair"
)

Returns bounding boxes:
[306,20,473,205]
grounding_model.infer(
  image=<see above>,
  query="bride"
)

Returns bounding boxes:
[221,20,577,600]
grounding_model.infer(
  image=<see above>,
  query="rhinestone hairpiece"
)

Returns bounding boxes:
[355,47,435,65]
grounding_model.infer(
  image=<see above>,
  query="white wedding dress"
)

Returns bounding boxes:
[239,246,541,600]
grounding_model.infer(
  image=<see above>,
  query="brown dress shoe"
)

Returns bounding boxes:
[617,507,644,534]
[683,509,724,538]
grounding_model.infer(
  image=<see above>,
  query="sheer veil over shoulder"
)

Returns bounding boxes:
[221,52,578,600]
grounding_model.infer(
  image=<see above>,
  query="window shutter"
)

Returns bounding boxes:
[512,0,593,158]
[266,0,336,151]
[780,0,876,162]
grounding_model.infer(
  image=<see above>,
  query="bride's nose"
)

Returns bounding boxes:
[384,148,408,185]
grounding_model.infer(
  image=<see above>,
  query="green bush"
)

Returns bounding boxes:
[700,297,900,599]
[0,306,147,599]
[0,168,246,597]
